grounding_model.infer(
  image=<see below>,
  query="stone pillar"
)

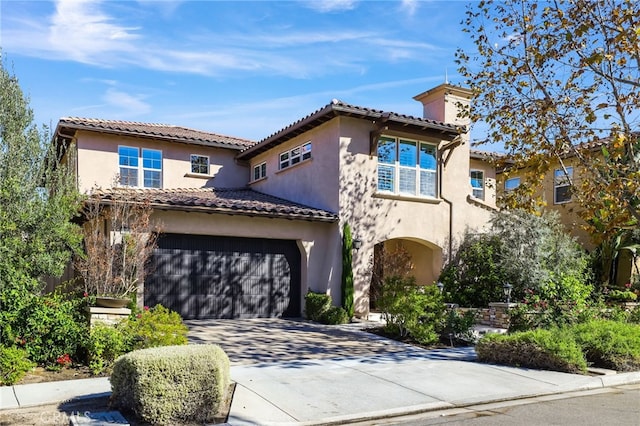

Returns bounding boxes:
[488,302,517,328]
[87,306,131,326]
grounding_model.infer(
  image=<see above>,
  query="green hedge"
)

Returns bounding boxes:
[476,329,587,374]
[304,292,349,325]
[0,346,34,385]
[571,320,640,372]
[110,344,230,425]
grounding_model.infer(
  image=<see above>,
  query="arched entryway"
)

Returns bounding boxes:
[369,237,443,311]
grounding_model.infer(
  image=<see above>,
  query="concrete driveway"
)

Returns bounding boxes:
[185,317,463,365]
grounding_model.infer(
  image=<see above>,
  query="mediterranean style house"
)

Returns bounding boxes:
[54,83,497,319]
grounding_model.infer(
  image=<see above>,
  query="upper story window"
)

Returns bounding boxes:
[279,142,311,170]
[505,177,521,191]
[377,136,437,198]
[554,167,573,204]
[118,146,162,188]
[470,170,484,200]
[253,162,267,181]
[190,155,209,174]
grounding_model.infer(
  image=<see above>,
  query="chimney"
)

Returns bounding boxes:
[413,84,472,126]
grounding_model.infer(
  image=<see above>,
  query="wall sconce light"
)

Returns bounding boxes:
[352,238,363,251]
[503,283,513,304]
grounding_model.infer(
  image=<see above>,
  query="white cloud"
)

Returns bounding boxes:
[103,88,151,116]
[400,0,419,16]
[303,0,358,13]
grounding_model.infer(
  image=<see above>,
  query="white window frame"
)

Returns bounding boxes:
[470,169,484,200]
[253,162,267,181]
[118,146,163,188]
[554,166,573,204]
[279,142,312,170]
[505,177,521,191]
[190,154,209,175]
[376,136,437,198]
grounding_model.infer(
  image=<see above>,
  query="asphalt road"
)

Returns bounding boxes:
[348,384,640,426]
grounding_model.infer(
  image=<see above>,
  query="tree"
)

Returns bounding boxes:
[341,223,354,319]
[457,0,640,241]
[75,189,159,299]
[0,57,83,343]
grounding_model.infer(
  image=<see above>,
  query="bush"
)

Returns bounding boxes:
[305,292,332,322]
[120,305,188,351]
[323,306,350,325]
[571,320,640,371]
[0,346,35,385]
[110,344,230,425]
[476,329,587,374]
[86,323,126,375]
[606,289,637,302]
[378,277,445,345]
[442,309,478,344]
[10,292,87,367]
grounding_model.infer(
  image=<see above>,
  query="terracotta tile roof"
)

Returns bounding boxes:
[94,187,338,223]
[237,99,465,160]
[57,117,256,150]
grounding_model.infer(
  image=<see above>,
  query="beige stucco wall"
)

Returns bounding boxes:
[148,209,338,314]
[470,157,497,208]
[75,130,248,193]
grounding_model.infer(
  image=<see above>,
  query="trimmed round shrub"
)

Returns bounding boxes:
[322,306,350,325]
[119,305,188,351]
[110,344,230,425]
[87,323,126,375]
[476,329,587,374]
[305,291,332,322]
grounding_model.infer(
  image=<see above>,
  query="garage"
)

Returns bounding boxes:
[144,233,301,319]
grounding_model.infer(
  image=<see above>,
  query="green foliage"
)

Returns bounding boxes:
[87,323,126,375]
[120,305,188,351]
[323,306,350,325]
[571,320,640,371]
[439,233,506,307]
[628,306,640,324]
[458,0,640,235]
[305,291,332,322]
[341,223,355,319]
[304,292,348,324]
[440,210,592,310]
[443,309,478,344]
[0,61,83,347]
[378,276,445,345]
[9,291,87,367]
[606,289,637,302]
[110,344,230,425]
[0,345,34,385]
[476,329,588,374]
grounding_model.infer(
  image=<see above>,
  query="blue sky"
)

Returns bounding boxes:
[2,0,480,142]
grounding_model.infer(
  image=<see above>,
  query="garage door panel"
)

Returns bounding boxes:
[146,234,301,319]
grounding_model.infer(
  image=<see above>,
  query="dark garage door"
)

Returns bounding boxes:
[145,234,301,319]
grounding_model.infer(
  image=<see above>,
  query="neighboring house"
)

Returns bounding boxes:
[495,141,638,286]
[54,83,496,319]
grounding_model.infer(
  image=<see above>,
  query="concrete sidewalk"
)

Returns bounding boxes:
[2,319,640,425]
[2,349,639,425]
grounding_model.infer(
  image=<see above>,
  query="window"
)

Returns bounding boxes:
[376,136,437,198]
[470,170,484,200]
[118,146,162,188]
[190,155,209,174]
[505,177,520,191]
[554,167,573,204]
[279,142,312,170]
[253,162,267,181]
[119,146,139,186]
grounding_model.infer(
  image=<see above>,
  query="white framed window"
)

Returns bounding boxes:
[190,155,209,174]
[118,146,162,188]
[253,162,267,181]
[554,167,573,204]
[505,177,520,191]
[376,136,437,198]
[470,170,484,200]
[279,142,312,170]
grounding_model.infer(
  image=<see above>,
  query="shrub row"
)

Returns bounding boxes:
[477,319,640,373]
[111,344,230,425]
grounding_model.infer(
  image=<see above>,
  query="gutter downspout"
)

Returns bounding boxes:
[439,135,463,264]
